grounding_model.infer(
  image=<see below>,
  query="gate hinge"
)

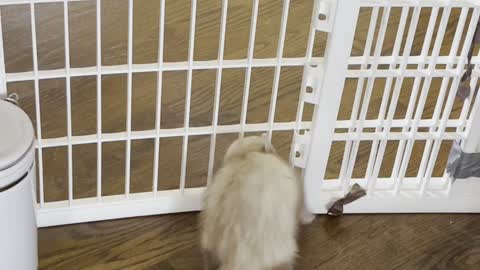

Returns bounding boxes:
[302,64,325,104]
[292,131,311,168]
[314,0,337,32]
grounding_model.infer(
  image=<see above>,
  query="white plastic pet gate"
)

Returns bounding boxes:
[0,0,479,227]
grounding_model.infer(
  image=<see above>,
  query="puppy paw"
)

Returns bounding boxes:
[300,209,315,224]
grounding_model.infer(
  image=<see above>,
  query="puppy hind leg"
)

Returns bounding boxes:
[300,206,315,225]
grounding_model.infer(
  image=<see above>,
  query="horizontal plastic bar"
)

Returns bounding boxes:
[345,55,480,66]
[36,187,205,227]
[332,131,464,141]
[320,176,449,191]
[335,118,463,129]
[1,0,476,7]
[6,56,480,83]
[348,68,465,78]
[36,178,480,227]
[306,179,480,213]
[0,0,86,5]
[359,0,478,7]
[37,121,312,148]
[6,58,309,82]
[36,118,465,148]
[37,119,463,148]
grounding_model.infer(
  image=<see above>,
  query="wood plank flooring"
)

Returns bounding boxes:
[38,213,480,270]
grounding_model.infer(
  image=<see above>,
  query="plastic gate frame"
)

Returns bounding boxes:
[0,0,479,228]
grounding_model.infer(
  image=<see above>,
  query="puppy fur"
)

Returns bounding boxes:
[200,135,314,270]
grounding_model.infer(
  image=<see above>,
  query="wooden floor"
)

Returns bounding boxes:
[38,213,480,270]
[1,1,479,269]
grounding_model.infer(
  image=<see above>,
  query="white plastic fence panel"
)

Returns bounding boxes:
[303,0,480,213]
[0,0,313,227]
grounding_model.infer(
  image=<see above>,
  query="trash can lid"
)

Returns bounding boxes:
[0,99,34,171]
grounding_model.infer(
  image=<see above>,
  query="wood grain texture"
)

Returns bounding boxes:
[38,213,480,270]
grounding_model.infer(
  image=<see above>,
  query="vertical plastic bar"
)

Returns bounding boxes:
[344,6,391,189]
[125,0,133,198]
[30,3,45,207]
[179,0,197,193]
[392,7,440,194]
[267,0,290,141]
[416,8,468,192]
[374,7,409,132]
[239,0,259,138]
[365,7,408,191]
[0,11,6,98]
[304,0,360,211]
[289,0,319,164]
[63,0,73,204]
[421,9,480,194]
[369,7,421,191]
[338,7,379,192]
[153,0,165,196]
[394,7,445,195]
[430,8,468,128]
[207,0,228,185]
[96,0,102,201]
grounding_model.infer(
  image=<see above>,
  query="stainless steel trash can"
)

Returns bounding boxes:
[0,99,38,270]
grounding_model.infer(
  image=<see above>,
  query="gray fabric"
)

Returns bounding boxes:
[447,140,480,179]
[327,183,366,216]
[456,20,480,101]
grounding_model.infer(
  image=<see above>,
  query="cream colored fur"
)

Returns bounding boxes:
[200,135,314,270]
